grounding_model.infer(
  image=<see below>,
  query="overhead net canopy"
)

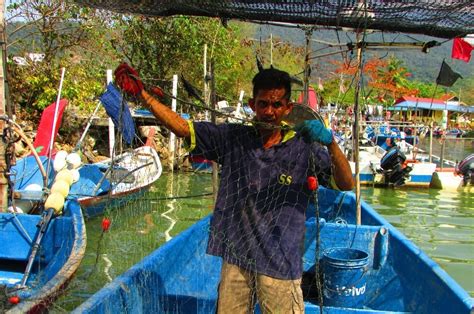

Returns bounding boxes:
[74,0,473,38]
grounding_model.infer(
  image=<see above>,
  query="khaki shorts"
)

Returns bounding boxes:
[217,262,304,314]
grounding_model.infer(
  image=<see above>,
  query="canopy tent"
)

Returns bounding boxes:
[75,1,472,39]
[392,96,474,113]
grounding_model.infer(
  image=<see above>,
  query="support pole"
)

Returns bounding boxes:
[203,44,209,121]
[210,61,219,201]
[354,39,363,226]
[168,74,178,172]
[0,0,7,211]
[106,70,115,158]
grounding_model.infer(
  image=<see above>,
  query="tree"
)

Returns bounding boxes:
[6,0,117,114]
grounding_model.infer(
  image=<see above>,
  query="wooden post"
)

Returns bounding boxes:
[168,74,178,172]
[0,0,7,211]
[210,61,218,201]
[203,44,209,121]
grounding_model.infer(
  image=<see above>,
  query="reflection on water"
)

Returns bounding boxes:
[360,186,473,296]
[50,173,473,312]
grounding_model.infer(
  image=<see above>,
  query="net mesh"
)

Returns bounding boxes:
[74,0,474,38]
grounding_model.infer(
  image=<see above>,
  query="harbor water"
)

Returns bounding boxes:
[49,171,474,312]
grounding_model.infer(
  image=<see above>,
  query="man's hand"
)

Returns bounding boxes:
[295,120,333,145]
[114,63,144,96]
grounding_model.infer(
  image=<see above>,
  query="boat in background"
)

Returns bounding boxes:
[72,187,473,313]
[73,145,162,218]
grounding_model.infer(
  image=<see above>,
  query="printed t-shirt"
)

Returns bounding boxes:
[188,121,332,280]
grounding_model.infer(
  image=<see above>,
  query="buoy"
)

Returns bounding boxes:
[51,180,70,198]
[53,150,68,171]
[55,169,74,186]
[44,192,65,215]
[25,183,42,192]
[8,295,20,304]
[66,152,82,170]
[71,169,80,183]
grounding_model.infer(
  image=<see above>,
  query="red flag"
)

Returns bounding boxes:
[451,38,473,63]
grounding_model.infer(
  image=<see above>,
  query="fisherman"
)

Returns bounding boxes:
[114,63,354,313]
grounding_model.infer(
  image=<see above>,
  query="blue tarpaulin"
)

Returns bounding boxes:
[99,83,136,144]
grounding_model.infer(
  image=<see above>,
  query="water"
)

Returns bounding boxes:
[50,172,473,312]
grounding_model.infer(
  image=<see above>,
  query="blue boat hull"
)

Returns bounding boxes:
[73,187,472,313]
[0,200,86,313]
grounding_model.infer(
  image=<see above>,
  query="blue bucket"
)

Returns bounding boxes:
[322,247,369,308]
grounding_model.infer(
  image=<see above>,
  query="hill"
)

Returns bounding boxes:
[248,24,473,103]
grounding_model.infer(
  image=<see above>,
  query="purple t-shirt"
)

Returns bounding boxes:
[190,121,332,279]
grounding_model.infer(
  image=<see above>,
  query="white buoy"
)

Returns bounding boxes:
[66,152,82,170]
[71,169,80,183]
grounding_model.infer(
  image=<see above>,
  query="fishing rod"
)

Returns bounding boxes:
[45,67,66,186]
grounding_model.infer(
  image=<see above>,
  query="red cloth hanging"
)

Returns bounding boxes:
[33,99,68,156]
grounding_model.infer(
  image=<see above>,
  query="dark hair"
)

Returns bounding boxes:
[252,68,291,100]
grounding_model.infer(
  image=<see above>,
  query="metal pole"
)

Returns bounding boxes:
[303,29,312,106]
[0,0,7,211]
[210,61,218,201]
[429,121,433,163]
[354,39,363,226]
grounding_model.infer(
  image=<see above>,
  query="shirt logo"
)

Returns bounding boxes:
[278,174,292,185]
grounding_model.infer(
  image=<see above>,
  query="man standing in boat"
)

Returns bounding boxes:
[114,63,354,313]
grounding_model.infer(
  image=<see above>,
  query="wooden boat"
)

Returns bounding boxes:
[1,198,86,313]
[0,149,87,313]
[0,200,85,313]
[72,145,162,218]
[72,187,472,313]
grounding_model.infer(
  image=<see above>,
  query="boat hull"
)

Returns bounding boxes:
[1,200,86,313]
[72,188,472,313]
[76,146,162,218]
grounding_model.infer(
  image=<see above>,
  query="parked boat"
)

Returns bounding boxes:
[72,187,472,313]
[342,138,436,188]
[1,157,86,313]
[72,145,162,218]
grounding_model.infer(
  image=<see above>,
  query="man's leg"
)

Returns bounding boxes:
[255,274,304,314]
[217,262,257,314]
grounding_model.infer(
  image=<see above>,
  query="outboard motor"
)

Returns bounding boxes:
[379,147,412,186]
[455,154,474,186]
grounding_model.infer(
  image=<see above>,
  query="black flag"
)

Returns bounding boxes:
[436,60,463,87]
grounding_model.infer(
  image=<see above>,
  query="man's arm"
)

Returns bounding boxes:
[326,141,354,191]
[139,90,190,138]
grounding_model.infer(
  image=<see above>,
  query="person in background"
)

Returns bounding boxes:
[114,63,354,313]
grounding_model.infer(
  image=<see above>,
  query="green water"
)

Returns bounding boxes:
[50,172,474,312]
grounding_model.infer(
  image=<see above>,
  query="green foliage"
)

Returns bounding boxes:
[111,16,244,105]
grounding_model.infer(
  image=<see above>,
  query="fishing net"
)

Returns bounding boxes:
[74,0,473,38]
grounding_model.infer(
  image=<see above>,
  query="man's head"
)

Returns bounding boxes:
[249,68,293,127]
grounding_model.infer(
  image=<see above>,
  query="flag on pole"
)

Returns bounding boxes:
[436,60,462,87]
[451,38,473,63]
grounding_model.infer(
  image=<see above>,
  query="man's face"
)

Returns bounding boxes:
[249,87,293,128]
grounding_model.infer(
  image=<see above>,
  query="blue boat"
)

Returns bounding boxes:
[0,152,87,313]
[73,145,162,218]
[73,187,472,313]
